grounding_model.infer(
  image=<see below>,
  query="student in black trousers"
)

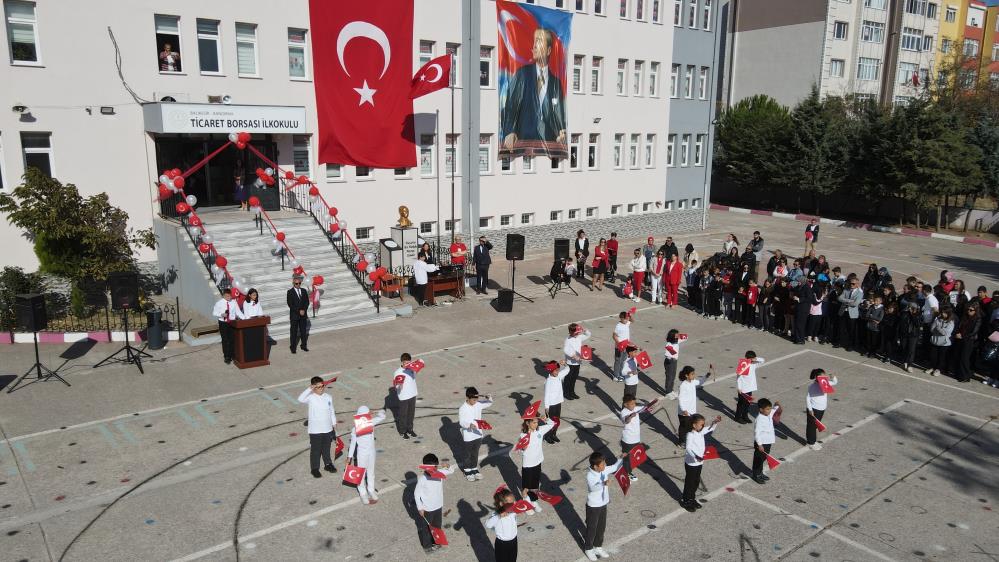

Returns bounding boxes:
[286,275,310,353]
[472,236,493,295]
[211,291,237,363]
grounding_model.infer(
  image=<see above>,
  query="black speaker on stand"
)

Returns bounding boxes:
[554,238,570,261]
[7,294,70,393]
[93,272,151,374]
[503,234,533,304]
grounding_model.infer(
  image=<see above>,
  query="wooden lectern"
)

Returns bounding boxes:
[232,316,271,369]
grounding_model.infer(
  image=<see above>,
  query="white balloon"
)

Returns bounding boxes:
[366,263,377,273]
[159,175,169,185]
[290,259,300,269]
[254,178,264,188]
[352,254,360,264]
[185,194,198,207]
[228,132,238,142]
[417,238,425,246]
[201,233,213,244]
[211,264,222,274]
[264,167,274,176]
[250,206,261,215]
[364,253,375,263]
[338,220,348,229]
[188,225,202,237]
[309,194,319,203]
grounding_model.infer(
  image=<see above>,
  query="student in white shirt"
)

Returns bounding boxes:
[735,351,765,424]
[676,365,712,445]
[619,346,641,401]
[612,312,632,381]
[751,398,780,484]
[629,248,647,303]
[563,323,591,400]
[543,362,569,444]
[682,414,722,511]
[238,288,265,319]
[415,453,455,552]
[518,414,554,511]
[458,386,493,481]
[583,451,624,561]
[485,488,519,562]
[619,394,643,482]
[347,405,386,504]
[297,376,337,478]
[663,329,683,399]
[806,368,838,450]
[411,254,440,306]
[393,352,419,439]
[211,291,237,364]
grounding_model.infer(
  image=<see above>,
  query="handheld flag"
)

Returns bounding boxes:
[816,375,836,394]
[475,419,493,430]
[393,374,406,386]
[614,465,631,495]
[628,444,648,469]
[521,400,542,419]
[323,377,338,385]
[335,436,345,456]
[514,433,531,451]
[813,417,827,432]
[616,339,631,352]
[535,490,564,506]
[580,345,593,360]
[628,306,637,318]
[342,464,366,487]
[702,444,719,460]
[428,524,448,546]
[738,392,754,404]
[404,359,426,373]
[771,405,782,426]
[765,454,781,470]
[544,361,560,374]
[635,350,653,370]
[641,397,661,414]
[736,358,751,376]
[506,499,536,514]
[677,333,688,341]
[353,413,374,436]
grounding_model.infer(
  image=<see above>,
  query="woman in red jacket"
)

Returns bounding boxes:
[591,238,609,291]
[665,253,684,309]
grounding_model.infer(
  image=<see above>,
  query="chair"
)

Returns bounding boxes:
[380,275,405,302]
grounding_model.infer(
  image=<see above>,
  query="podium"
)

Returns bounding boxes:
[232,316,271,369]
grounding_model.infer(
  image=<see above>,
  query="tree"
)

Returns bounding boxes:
[0,266,46,332]
[713,95,792,199]
[0,169,157,281]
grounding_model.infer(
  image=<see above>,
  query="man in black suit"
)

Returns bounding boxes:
[501,28,567,155]
[472,235,493,295]
[287,274,310,353]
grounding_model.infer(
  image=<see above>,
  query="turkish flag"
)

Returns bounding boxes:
[765,454,781,470]
[514,433,531,451]
[628,306,637,318]
[428,469,449,480]
[664,344,677,356]
[393,374,406,387]
[614,465,631,495]
[522,400,542,419]
[813,417,827,432]
[641,397,660,414]
[580,345,593,360]
[702,445,719,460]
[628,444,648,469]
[616,339,631,352]
[736,359,751,376]
[772,405,782,426]
[677,333,688,341]
[816,375,836,394]
[342,464,366,486]
[417,464,438,471]
[551,416,561,431]
[535,490,564,506]
[411,54,452,99]
[405,359,426,373]
[335,436,345,456]
[544,361,560,374]
[323,377,338,385]
[428,524,448,546]
[309,0,416,168]
[506,500,536,514]
[739,392,754,404]
[475,419,492,430]
[635,350,653,370]
[354,413,374,436]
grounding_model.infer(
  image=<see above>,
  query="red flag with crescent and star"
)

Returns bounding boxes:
[410,54,452,99]
[342,464,366,486]
[628,444,648,469]
[308,0,416,168]
[535,490,564,506]
[614,465,631,495]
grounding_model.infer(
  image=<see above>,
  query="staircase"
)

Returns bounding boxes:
[205,216,393,339]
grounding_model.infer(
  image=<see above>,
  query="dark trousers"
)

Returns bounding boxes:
[545,403,562,440]
[879,328,896,359]
[218,320,234,361]
[413,282,427,305]
[397,397,416,434]
[583,504,608,550]
[744,304,757,328]
[475,265,490,292]
[608,253,618,275]
[613,349,626,381]
[418,507,443,548]
[576,255,588,278]
[838,316,857,349]
[623,383,638,402]
[664,359,678,395]
[687,286,700,310]
[760,304,773,332]
[902,336,919,366]
[807,315,822,339]
[682,463,702,503]
[463,438,482,473]
[955,339,976,381]
[563,364,581,397]
[866,329,881,355]
[930,345,950,373]
[308,431,334,471]
[677,414,691,446]
[752,442,772,477]
[495,537,518,562]
[735,392,752,421]
[806,409,825,445]
[793,308,809,342]
[289,313,309,351]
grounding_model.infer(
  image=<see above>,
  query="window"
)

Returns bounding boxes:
[678,199,688,210]
[945,6,956,22]
[632,60,643,95]
[550,210,562,222]
[479,46,493,87]
[479,134,492,174]
[629,133,640,168]
[644,134,655,167]
[292,136,312,179]
[587,133,599,169]
[20,132,52,177]
[551,157,563,171]
[523,155,534,172]
[861,20,885,43]
[990,72,999,85]
[919,67,930,85]
[864,0,887,8]
[613,134,624,168]
[569,134,581,170]
[670,63,680,97]
[595,0,605,15]
[355,227,374,241]
[325,164,342,182]
[664,200,674,211]
[652,0,662,23]
[520,213,534,225]
[960,69,976,89]
[480,217,493,229]
[419,40,434,67]
[586,207,598,218]
[576,0,586,12]
[561,209,576,221]
[627,203,638,214]
[501,156,512,172]
[0,134,5,190]
[394,167,409,178]
[857,57,881,80]
[620,0,629,18]
[993,43,999,62]
[196,19,221,74]
[642,202,653,212]
[684,65,695,98]
[235,23,258,76]
[688,0,697,27]
[590,56,602,93]
[692,198,702,209]
[901,27,922,51]
[941,38,952,54]
[6,0,39,63]
[617,59,627,94]
[926,2,937,19]
[573,55,585,93]
[666,134,676,166]
[833,21,848,40]
[155,15,182,72]
[355,166,371,178]
[893,95,912,107]
[500,214,514,227]
[698,66,709,99]
[904,0,926,15]
[556,0,565,8]
[445,134,458,175]
[674,0,682,25]
[288,28,308,79]
[964,39,979,57]
[680,134,690,166]
[648,62,660,96]
[898,62,918,84]
[702,0,712,30]
[446,43,459,86]
[445,219,459,232]
[830,58,845,77]
[419,134,435,177]
[611,204,622,216]
[922,35,934,52]
[636,0,646,20]
[694,134,706,166]
[420,221,435,235]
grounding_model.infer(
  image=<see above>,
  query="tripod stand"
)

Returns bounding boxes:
[7,331,70,393]
[508,259,534,303]
[547,260,578,299]
[93,307,151,374]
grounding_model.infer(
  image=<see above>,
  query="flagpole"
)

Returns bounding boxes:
[450,77,456,245]
[435,109,441,252]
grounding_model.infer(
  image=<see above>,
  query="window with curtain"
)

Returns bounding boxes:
[236,23,258,76]
[5,0,38,63]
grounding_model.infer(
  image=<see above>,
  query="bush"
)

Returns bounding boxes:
[0,266,46,332]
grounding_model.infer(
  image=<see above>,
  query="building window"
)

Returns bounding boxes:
[992,43,999,62]
[664,200,674,211]
[670,63,680,97]
[922,35,934,52]
[394,167,409,178]
[568,208,580,220]
[694,133,706,166]
[293,135,311,178]
[857,57,881,81]
[702,0,712,30]
[611,204,622,215]
[684,65,695,98]
[572,54,584,93]
[680,134,690,166]
[235,23,258,77]
[586,206,598,218]
[5,0,39,63]
[569,134,581,170]
[944,6,956,22]
[861,20,884,43]
[919,67,929,85]
[196,19,222,74]
[355,227,374,241]
[500,156,512,172]
[959,69,976,89]
[556,0,565,8]
[632,60,644,95]
[698,66,709,99]
[550,210,562,222]
[587,133,599,169]
[642,202,653,212]
[652,0,662,23]
[900,27,922,51]
[419,134,435,177]
[666,133,676,166]
[500,214,513,227]
[590,56,602,93]
[479,134,492,174]
[613,133,624,169]
[155,15,182,72]
[419,40,434,67]
[20,132,52,177]
[893,95,912,107]
[480,216,493,229]
[445,134,458,175]
[521,213,534,225]
[648,62,660,96]
[964,39,979,57]
[898,62,918,85]
[356,166,371,178]
[941,38,952,53]
[926,2,937,19]
[688,0,697,27]
[617,59,627,94]
[0,134,5,190]
[445,219,459,232]
[989,72,999,85]
[692,198,702,209]
[829,58,845,77]
[627,203,638,214]
[636,0,646,20]
[904,0,926,15]
[595,0,605,15]
[644,134,655,167]
[833,21,848,40]
[420,221,436,235]
[674,0,682,25]
[325,164,342,182]
[620,0,629,18]
[479,46,493,87]
[629,133,640,168]
[678,199,688,210]
[523,155,534,172]
[288,28,308,79]
[446,43,459,86]
[864,0,887,9]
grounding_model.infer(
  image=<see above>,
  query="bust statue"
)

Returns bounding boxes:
[397,205,413,228]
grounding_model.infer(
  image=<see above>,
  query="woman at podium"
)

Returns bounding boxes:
[239,288,265,318]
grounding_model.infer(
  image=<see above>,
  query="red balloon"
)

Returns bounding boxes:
[356,260,368,272]
[285,170,295,180]
[164,169,177,179]
[171,168,182,177]
[276,232,286,242]
[293,265,305,276]
[312,275,324,286]
[329,223,340,234]
[328,206,338,217]
[175,202,191,214]
[198,243,210,254]
[158,185,172,201]
[375,266,387,277]
[308,186,320,197]
[298,175,309,185]
[264,176,275,186]
[189,215,202,227]
[215,256,228,268]
[237,132,251,143]
[255,168,265,178]
[236,141,247,150]
[247,196,261,207]
[173,175,186,189]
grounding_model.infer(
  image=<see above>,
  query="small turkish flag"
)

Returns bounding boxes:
[614,465,631,495]
[417,464,438,471]
[551,416,561,431]
[702,445,719,460]
[322,377,338,385]
[664,344,678,356]
[535,490,564,506]
[428,524,448,546]
[805,231,814,241]
[405,359,426,373]
[616,339,631,352]
[506,500,535,514]
[736,358,751,376]
[628,444,648,468]
[641,397,660,414]
[410,54,452,99]
[428,469,448,480]
[342,464,366,486]
[544,361,560,374]
[354,413,373,436]
[813,417,827,432]
[677,333,688,341]
[739,392,754,403]
[335,436,345,456]
[635,350,653,370]
[514,433,531,451]
[580,345,593,361]
[522,400,542,419]
[765,454,781,470]
[628,306,637,317]
[475,419,492,430]
[623,283,633,296]
[816,375,836,394]
[393,374,406,386]
[772,405,782,426]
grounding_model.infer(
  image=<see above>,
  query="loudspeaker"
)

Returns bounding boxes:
[109,272,139,311]
[496,289,514,312]
[554,238,570,261]
[15,294,47,332]
[506,234,525,261]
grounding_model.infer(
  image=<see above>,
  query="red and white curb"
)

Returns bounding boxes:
[710,204,999,249]
[0,331,180,345]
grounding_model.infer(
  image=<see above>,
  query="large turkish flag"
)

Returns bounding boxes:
[309,0,416,168]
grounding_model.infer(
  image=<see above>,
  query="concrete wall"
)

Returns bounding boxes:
[153,218,219,322]
[729,20,826,107]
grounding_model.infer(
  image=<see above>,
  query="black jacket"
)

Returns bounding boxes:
[287,286,309,315]
[473,242,493,267]
[575,237,589,258]
[658,243,679,260]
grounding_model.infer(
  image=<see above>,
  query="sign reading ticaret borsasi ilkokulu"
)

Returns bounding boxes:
[143,103,307,134]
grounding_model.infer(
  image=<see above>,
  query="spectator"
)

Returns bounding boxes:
[804,219,820,253]
[952,305,981,382]
[723,233,739,255]
[928,309,955,377]
[766,250,784,279]
[898,303,922,372]
[682,243,699,269]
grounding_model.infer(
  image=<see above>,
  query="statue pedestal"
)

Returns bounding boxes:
[382,226,419,272]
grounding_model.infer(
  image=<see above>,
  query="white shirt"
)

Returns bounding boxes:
[677,376,707,415]
[630,257,646,273]
[519,424,554,468]
[212,298,235,322]
[684,423,717,466]
[395,367,418,400]
[297,388,336,435]
[620,406,642,444]
[544,367,569,407]
[737,357,765,393]
[347,411,386,457]
[806,376,838,411]
[620,357,640,385]
[485,512,518,541]
[458,399,493,442]
[613,321,631,346]
[664,339,682,361]
[586,459,624,507]
[238,300,264,319]
[563,330,591,365]
[412,260,439,285]
[414,466,455,512]
[922,294,939,324]
[754,406,778,445]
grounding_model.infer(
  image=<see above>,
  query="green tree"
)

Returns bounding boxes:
[0,169,157,281]
[714,95,792,198]
[0,266,46,332]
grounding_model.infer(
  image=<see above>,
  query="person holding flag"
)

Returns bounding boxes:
[297,376,337,478]
[485,487,520,562]
[543,361,569,444]
[516,411,554,512]
[735,351,765,424]
[618,394,645,482]
[393,353,419,439]
[751,398,780,484]
[806,368,838,450]
[458,387,494,481]
[612,311,632,381]
[347,405,386,504]
[619,346,642,402]
[682,414,722,512]
[583,451,625,561]
[563,323,592,400]
[677,365,712,446]
[415,453,454,553]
